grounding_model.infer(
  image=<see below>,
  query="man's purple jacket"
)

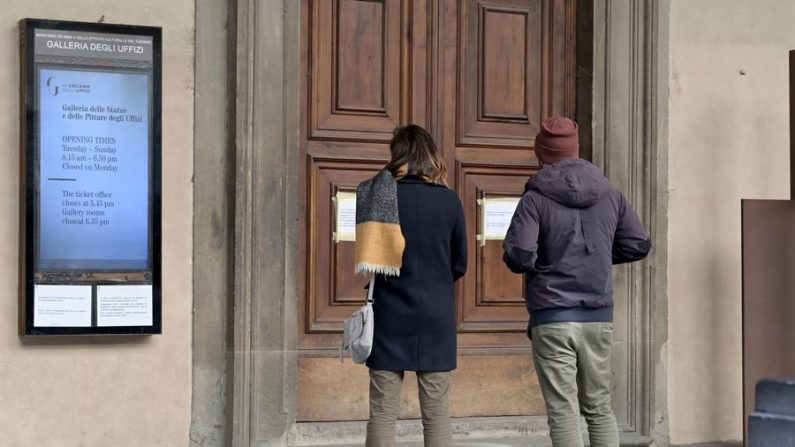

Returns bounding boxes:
[503,159,651,328]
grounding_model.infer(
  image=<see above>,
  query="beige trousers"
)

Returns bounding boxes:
[366,369,452,447]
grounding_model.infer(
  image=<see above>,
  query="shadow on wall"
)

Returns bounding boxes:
[20,335,151,347]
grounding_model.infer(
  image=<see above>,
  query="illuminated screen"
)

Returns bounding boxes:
[37,67,151,270]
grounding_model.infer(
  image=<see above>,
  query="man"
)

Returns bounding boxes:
[503,116,651,447]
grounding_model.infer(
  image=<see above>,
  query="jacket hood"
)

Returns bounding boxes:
[526,159,610,208]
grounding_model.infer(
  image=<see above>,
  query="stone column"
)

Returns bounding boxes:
[191,0,232,445]
[229,1,301,446]
[592,0,670,444]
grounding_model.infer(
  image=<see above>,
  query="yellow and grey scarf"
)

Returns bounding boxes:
[354,169,405,276]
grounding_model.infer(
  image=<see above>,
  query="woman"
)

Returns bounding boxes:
[363,125,467,447]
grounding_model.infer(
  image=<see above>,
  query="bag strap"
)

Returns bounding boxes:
[366,274,375,303]
[339,335,345,363]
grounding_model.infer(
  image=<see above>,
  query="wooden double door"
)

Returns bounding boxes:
[298,0,576,421]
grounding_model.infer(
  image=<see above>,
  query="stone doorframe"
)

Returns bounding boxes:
[189,1,671,446]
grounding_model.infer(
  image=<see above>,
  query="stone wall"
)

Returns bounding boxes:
[0,2,194,446]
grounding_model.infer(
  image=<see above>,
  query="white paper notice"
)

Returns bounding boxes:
[34,284,93,327]
[482,197,521,240]
[335,191,357,242]
[96,285,153,327]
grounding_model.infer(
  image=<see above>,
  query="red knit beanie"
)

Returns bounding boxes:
[534,116,579,165]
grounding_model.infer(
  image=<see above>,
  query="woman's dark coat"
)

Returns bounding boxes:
[366,176,467,372]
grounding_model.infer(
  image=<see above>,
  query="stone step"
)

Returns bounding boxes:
[289,416,655,446]
[307,440,735,447]
[288,416,550,446]
[748,412,795,447]
[306,439,549,447]
[749,378,795,446]
[755,378,795,415]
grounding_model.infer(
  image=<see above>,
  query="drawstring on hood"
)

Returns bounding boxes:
[526,159,610,208]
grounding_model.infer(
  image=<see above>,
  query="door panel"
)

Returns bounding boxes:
[305,159,384,333]
[458,0,543,147]
[299,0,432,351]
[441,0,576,340]
[457,164,532,332]
[298,0,576,422]
[309,0,403,141]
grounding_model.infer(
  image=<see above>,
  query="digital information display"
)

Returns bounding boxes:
[20,19,161,335]
[39,68,150,270]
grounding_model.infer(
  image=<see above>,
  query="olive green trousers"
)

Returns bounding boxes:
[531,322,619,447]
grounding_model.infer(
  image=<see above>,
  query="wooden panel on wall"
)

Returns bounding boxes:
[300,0,432,352]
[305,158,383,332]
[482,7,528,120]
[457,163,536,333]
[481,242,524,305]
[336,0,386,112]
[309,0,402,141]
[298,354,546,421]
[742,200,795,438]
[457,0,575,149]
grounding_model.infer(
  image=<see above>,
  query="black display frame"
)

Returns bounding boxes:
[19,19,162,336]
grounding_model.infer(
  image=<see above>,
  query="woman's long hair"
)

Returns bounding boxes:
[384,125,448,185]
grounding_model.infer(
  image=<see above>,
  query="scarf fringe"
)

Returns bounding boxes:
[355,262,401,277]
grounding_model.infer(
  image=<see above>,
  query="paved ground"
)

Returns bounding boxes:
[674,444,742,447]
[311,440,547,447]
[292,417,742,447]
[309,441,741,447]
